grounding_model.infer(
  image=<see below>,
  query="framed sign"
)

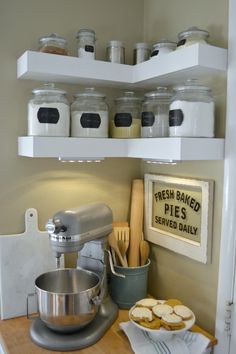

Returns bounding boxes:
[144,174,214,263]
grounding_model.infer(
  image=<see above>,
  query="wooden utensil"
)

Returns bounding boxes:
[140,240,150,266]
[128,179,144,267]
[114,226,129,267]
[108,232,127,267]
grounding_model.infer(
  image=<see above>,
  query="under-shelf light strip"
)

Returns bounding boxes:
[58,157,104,163]
[143,159,179,165]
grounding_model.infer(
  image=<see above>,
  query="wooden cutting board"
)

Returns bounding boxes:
[128,179,144,267]
[0,208,58,320]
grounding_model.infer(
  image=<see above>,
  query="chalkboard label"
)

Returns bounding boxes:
[169,109,184,127]
[114,113,132,127]
[37,107,59,124]
[142,111,155,127]
[80,113,101,128]
[85,45,94,53]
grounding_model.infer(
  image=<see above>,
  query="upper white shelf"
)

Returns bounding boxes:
[18,136,225,161]
[17,44,227,89]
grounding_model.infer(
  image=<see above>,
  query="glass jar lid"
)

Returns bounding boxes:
[177,26,209,41]
[152,39,177,50]
[144,87,172,99]
[74,87,105,98]
[76,28,96,39]
[115,91,142,102]
[134,42,151,50]
[38,33,67,47]
[107,40,124,48]
[173,79,212,93]
[32,83,67,95]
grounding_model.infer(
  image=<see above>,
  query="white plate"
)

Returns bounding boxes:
[129,304,195,341]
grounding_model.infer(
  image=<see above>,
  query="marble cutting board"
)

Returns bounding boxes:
[0,208,58,320]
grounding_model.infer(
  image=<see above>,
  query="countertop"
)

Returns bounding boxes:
[0,310,217,354]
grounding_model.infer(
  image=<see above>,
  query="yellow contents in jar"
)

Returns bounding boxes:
[110,118,141,138]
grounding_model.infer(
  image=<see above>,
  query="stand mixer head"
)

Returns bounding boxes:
[45,202,113,267]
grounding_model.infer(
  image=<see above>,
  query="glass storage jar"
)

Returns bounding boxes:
[110,91,142,138]
[133,43,151,64]
[141,87,172,138]
[169,80,215,137]
[151,39,177,58]
[76,29,96,59]
[176,26,209,49]
[71,88,108,137]
[38,33,68,55]
[106,40,125,64]
[28,83,70,136]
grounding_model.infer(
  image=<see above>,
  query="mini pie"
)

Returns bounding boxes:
[173,305,192,320]
[152,304,173,318]
[165,299,182,307]
[131,306,153,322]
[136,298,159,308]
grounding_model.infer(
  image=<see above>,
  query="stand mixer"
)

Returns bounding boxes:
[29,202,121,352]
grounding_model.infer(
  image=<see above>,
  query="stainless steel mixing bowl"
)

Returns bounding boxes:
[35,268,102,333]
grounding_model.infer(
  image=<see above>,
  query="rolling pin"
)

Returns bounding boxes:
[128,179,144,267]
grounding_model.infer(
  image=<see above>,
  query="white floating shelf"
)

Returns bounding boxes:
[17,44,227,88]
[18,136,225,161]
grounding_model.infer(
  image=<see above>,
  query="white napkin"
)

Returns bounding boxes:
[120,321,211,354]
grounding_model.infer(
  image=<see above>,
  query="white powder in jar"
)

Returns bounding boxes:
[169,100,215,137]
[71,110,108,137]
[28,102,70,136]
[141,113,169,137]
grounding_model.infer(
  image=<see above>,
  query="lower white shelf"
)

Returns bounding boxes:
[18,136,225,161]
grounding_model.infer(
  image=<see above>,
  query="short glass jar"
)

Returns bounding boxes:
[38,33,68,55]
[151,39,177,58]
[110,91,142,138]
[71,88,109,138]
[76,29,96,59]
[169,80,215,137]
[141,87,172,138]
[133,42,151,64]
[176,26,209,49]
[106,40,125,64]
[28,83,70,136]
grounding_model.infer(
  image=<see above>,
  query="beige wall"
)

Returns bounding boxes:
[0,0,144,235]
[143,0,228,333]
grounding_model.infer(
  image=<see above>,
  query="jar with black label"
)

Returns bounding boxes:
[141,87,172,138]
[71,88,108,137]
[76,29,96,59]
[176,26,209,49]
[27,83,70,136]
[169,80,215,137]
[38,33,68,56]
[110,92,142,138]
[151,39,177,58]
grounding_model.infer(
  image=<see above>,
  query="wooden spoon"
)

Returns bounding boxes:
[140,240,150,266]
[108,232,127,267]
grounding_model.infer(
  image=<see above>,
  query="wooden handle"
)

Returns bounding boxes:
[128,179,144,267]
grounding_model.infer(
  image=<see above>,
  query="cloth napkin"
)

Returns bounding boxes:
[120,321,211,354]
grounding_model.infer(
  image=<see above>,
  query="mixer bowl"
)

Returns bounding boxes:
[35,268,102,333]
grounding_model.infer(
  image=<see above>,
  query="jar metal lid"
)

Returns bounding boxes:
[144,87,172,99]
[177,26,209,41]
[152,39,177,50]
[74,87,105,98]
[114,91,142,102]
[76,28,96,39]
[32,83,67,95]
[107,40,124,48]
[38,33,67,46]
[134,42,151,50]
